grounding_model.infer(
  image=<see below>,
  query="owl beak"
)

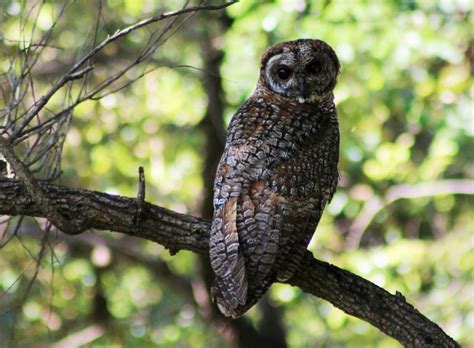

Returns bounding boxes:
[297,76,307,99]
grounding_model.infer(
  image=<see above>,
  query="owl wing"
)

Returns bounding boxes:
[275,163,339,282]
[228,181,321,314]
[275,202,322,282]
[210,180,282,318]
[239,180,280,285]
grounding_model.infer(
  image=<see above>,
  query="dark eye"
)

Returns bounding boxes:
[308,59,323,74]
[276,65,292,80]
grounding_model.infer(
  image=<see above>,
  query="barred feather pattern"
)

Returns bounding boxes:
[209,39,340,318]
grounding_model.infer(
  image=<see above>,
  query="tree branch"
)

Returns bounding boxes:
[289,256,457,347]
[0,178,460,347]
[8,0,238,140]
[347,180,474,249]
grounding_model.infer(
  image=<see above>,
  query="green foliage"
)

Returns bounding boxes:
[0,0,472,346]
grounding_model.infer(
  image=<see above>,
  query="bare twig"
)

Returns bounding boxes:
[135,166,146,221]
[68,65,95,81]
[137,166,146,205]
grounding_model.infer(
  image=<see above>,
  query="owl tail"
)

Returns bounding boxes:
[212,275,273,318]
[210,198,248,318]
[211,260,248,318]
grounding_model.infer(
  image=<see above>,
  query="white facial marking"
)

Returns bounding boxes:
[265,53,297,96]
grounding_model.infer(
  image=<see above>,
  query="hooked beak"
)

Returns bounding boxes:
[297,76,307,100]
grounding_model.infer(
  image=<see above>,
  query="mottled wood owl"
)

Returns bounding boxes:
[209,39,340,318]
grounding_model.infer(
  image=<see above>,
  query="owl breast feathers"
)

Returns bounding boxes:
[209,39,340,318]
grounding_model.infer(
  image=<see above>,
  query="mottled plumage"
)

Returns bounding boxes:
[209,39,340,317]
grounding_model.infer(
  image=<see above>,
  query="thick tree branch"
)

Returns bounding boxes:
[0,178,460,347]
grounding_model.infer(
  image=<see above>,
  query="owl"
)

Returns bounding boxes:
[209,39,340,318]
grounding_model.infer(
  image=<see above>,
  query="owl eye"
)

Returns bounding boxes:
[308,59,323,74]
[276,65,292,80]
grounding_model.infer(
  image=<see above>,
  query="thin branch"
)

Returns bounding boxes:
[0,178,461,348]
[67,65,95,81]
[346,179,474,249]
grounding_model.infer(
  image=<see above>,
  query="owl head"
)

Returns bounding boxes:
[258,39,340,103]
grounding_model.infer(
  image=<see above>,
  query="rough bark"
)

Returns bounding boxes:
[0,178,460,347]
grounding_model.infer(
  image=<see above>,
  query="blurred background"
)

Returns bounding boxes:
[0,0,472,347]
